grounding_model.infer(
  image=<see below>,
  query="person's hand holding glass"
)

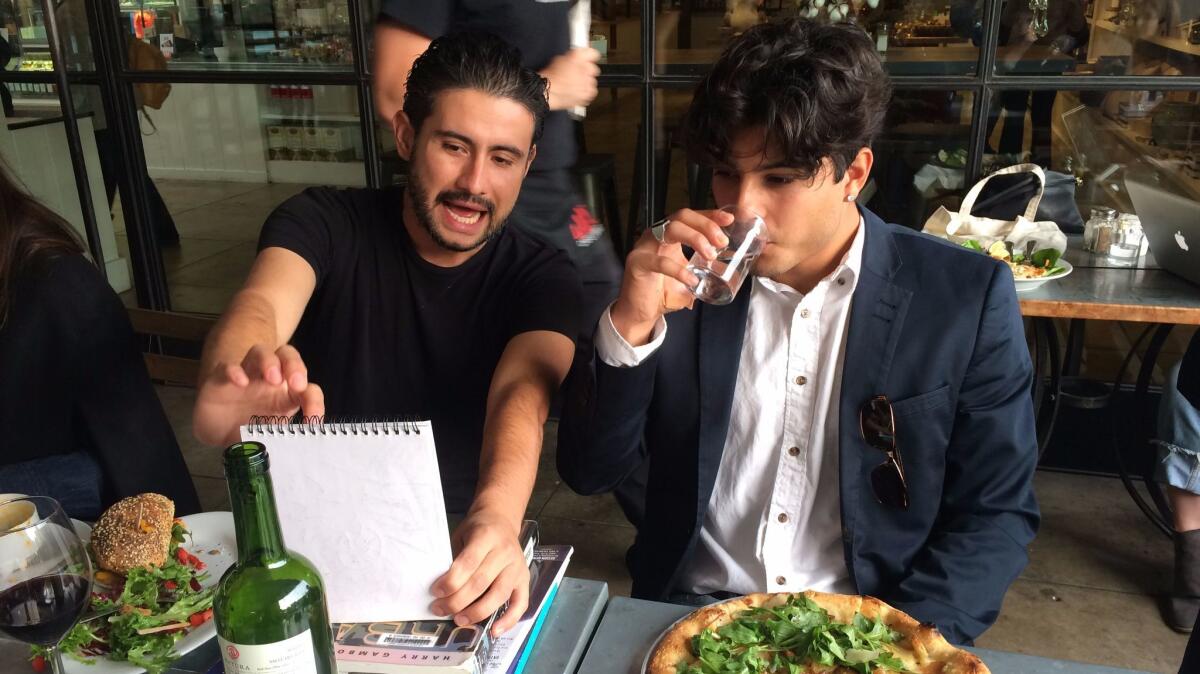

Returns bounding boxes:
[609,205,768,347]
[0,496,93,674]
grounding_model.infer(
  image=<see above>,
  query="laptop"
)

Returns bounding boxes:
[1124,179,1200,286]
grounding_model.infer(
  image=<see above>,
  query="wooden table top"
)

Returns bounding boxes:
[1017,238,1200,324]
[1018,266,1200,324]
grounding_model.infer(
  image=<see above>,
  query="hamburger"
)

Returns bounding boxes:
[90,493,176,574]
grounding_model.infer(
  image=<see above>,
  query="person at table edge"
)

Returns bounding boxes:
[191,33,582,636]
[557,18,1039,645]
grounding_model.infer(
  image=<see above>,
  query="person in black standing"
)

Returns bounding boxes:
[373,1,622,348]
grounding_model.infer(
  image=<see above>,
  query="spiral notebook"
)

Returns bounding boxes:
[241,417,454,623]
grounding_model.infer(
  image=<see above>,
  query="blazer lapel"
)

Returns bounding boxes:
[838,209,913,587]
[695,288,752,519]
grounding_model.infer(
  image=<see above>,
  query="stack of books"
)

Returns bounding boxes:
[482,545,572,674]
[331,522,572,674]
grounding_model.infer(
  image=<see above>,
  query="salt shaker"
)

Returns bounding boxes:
[1094,220,1115,258]
[1083,206,1116,252]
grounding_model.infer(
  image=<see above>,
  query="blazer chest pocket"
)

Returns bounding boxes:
[890,384,952,419]
[889,384,955,480]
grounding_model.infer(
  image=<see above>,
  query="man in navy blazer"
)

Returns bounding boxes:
[557,19,1038,645]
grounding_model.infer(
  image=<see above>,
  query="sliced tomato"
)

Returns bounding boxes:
[163,580,178,591]
[188,607,214,627]
[175,547,189,564]
[30,655,46,673]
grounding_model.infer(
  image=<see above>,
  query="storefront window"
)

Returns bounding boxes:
[2,0,94,72]
[986,88,1200,216]
[120,0,354,70]
[654,1,982,76]
[122,82,364,313]
[993,0,1200,77]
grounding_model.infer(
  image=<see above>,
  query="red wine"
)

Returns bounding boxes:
[0,574,90,646]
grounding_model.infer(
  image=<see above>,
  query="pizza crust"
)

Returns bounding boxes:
[646,591,989,674]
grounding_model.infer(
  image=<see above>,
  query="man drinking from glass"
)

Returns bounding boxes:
[557,18,1039,645]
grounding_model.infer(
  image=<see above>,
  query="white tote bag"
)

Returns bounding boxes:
[923,163,1067,254]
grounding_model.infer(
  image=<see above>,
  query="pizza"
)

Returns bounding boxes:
[647,591,989,674]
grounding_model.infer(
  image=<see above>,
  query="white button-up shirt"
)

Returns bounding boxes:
[595,219,865,596]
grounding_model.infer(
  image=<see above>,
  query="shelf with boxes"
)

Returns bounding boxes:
[260,84,364,186]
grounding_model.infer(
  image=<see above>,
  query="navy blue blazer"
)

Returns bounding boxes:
[557,207,1040,645]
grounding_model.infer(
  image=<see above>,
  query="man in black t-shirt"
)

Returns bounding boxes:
[373,0,621,342]
[193,33,581,636]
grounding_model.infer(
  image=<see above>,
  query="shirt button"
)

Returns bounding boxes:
[777,512,789,523]
[776,576,787,586]
[800,308,810,319]
[788,446,800,456]
[795,375,807,386]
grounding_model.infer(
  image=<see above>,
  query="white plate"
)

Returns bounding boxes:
[65,511,236,674]
[1013,259,1073,292]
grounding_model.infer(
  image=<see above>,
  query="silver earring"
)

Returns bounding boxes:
[846,194,857,202]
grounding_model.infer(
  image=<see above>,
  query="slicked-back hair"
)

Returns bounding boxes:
[402,31,550,145]
[682,19,893,182]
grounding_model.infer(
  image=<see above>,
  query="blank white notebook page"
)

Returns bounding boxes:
[240,421,453,623]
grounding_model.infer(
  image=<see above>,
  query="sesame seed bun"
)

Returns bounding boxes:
[90,493,175,574]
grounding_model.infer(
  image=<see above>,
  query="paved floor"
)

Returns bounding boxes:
[157,381,1192,673]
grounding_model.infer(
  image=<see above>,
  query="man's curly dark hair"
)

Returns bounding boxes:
[682,19,893,182]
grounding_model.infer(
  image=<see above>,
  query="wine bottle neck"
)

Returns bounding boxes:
[224,442,288,564]
[230,470,288,563]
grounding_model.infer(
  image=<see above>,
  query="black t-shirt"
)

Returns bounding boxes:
[258,186,582,512]
[378,0,575,171]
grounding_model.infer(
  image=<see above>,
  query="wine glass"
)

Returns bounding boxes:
[0,496,94,674]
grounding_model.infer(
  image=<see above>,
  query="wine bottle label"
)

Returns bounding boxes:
[219,630,319,674]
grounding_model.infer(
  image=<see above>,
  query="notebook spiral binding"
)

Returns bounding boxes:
[247,415,422,435]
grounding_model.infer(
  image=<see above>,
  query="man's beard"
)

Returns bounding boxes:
[407,167,505,253]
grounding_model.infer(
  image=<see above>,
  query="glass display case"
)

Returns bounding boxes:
[118,0,353,70]
[3,0,63,117]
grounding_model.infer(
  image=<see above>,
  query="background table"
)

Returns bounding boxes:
[0,578,608,674]
[577,596,1159,674]
[1018,239,1200,534]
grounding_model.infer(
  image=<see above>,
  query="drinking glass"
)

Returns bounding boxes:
[0,496,93,674]
[1106,214,1145,265]
[685,205,768,305]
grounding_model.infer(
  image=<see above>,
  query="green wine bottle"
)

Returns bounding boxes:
[215,441,337,674]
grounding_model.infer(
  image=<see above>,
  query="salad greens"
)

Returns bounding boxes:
[936,148,968,168]
[677,595,909,674]
[959,239,1067,277]
[31,522,215,674]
